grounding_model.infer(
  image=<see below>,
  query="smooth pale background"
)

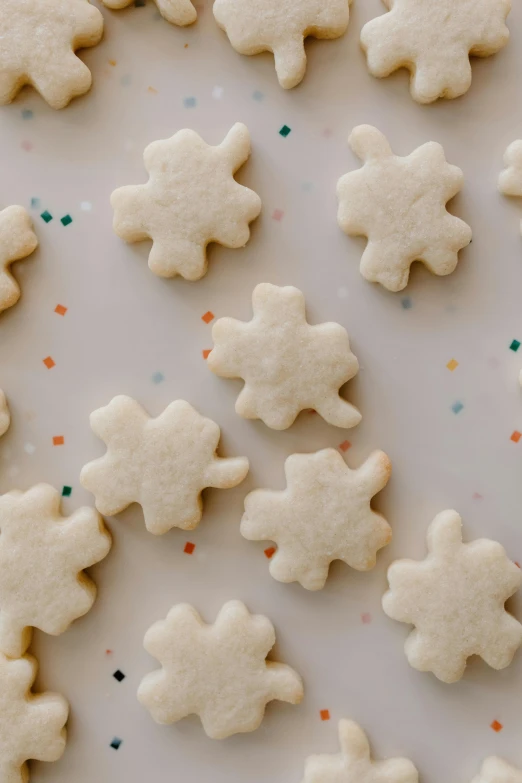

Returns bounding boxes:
[1,0,522,780]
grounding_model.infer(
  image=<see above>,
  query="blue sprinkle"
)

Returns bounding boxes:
[110,737,123,750]
[452,401,464,414]
[21,109,33,120]
[401,297,412,310]
[183,96,196,108]
[30,197,40,209]
[152,371,165,384]
[120,74,132,87]
[252,90,264,102]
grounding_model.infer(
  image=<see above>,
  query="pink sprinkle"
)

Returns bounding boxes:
[272,208,284,222]
[21,140,33,152]
[472,492,483,500]
[361,613,372,624]
[322,128,333,138]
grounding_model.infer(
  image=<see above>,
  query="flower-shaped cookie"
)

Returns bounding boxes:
[337,126,472,292]
[472,758,522,783]
[0,206,38,314]
[383,510,522,683]
[0,390,10,438]
[80,396,249,535]
[360,0,511,103]
[499,140,522,233]
[111,123,261,280]
[213,0,350,89]
[302,719,418,783]
[138,600,303,739]
[0,0,104,109]
[0,484,111,658]
[208,283,361,430]
[102,0,196,26]
[0,653,68,783]
[242,449,391,590]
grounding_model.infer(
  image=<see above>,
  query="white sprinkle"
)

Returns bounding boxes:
[212,86,224,99]
[337,287,348,299]
[24,443,36,455]
[80,201,92,212]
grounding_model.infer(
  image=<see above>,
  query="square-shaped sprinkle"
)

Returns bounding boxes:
[60,214,73,227]
[279,125,291,138]
[62,486,72,497]
[40,210,53,223]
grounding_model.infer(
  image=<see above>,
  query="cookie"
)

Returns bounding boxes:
[208,283,361,430]
[0,652,68,783]
[337,126,472,292]
[0,0,104,109]
[138,600,304,739]
[302,719,418,783]
[80,396,249,535]
[472,758,522,783]
[0,206,38,314]
[0,484,111,658]
[499,140,522,233]
[101,0,196,26]
[241,449,391,590]
[0,390,10,438]
[111,123,261,280]
[213,0,350,89]
[360,0,511,103]
[383,510,522,683]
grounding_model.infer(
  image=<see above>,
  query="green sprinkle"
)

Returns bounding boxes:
[22,109,33,120]
[60,214,73,226]
[279,125,291,137]
[40,210,53,223]
[401,297,412,310]
[62,486,72,497]
[452,401,464,414]
[510,339,520,352]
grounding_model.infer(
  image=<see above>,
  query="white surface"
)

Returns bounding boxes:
[1,0,522,780]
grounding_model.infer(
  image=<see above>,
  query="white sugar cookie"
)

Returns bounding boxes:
[499,140,522,233]
[0,484,111,658]
[0,206,38,314]
[111,123,261,280]
[208,283,361,430]
[80,396,249,535]
[213,0,350,89]
[0,0,104,109]
[102,0,196,26]
[302,719,418,783]
[0,391,10,438]
[360,0,511,103]
[242,449,391,590]
[0,652,68,783]
[138,600,303,739]
[337,126,472,292]
[383,510,522,683]
[472,758,522,783]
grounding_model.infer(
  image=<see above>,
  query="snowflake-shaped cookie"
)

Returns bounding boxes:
[213,0,350,89]
[0,652,68,783]
[241,449,391,590]
[360,0,511,104]
[208,283,361,430]
[0,206,38,314]
[0,390,10,438]
[80,396,249,535]
[138,600,303,739]
[337,126,472,292]
[111,123,261,281]
[383,510,522,683]
[302,719,418,783]
[499,140,522,233]
[0,0,104,109]
[102,0,196,26]
[472,758,522,783]
[0,483,111,658]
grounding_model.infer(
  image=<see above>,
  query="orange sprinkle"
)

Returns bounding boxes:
[202,311,214,324]
[264,547,276,559]
[54,304,67,316]
[184,43,189,48]
[511,431,521,443]
[339,441,351,452]
[491,720,503,733]
[148,86,158,94]
[52,435,64,446]
[446,359,459,371]
[43,356,55,369]
[202,349,212,359]
[105,649,113,655]
[320,710,330,721]
[184,542,195,555]
[109,59,117,66]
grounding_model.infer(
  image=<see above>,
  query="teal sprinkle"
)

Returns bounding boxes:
[510,339,520,352]
[152,371,165,384]
[40,210,53,223]
[62,486,72,497]
[401,297,412,310]
[183,96,196,108]
[279,125,291,137]
[452,401,464,414]
[60,214,73,226]
[110,738,123,750]
[252,90,264,101]
[21,109,33,120]
[30,197,40,209]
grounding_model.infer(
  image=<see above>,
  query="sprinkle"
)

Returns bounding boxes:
[515,562,521,569]
[147,86,158,94]
[511,431,521,443]
[109,59,117,66]
[113,670,125,682]
[279,125,291,138]
[21,109,33,120]
[152,371,165,384]
[62,486,72,497]
[472,492,483,500]
[110,737,123,750]
[54,304,67,316]
[490,720,503,733]
[60,214,73,227]
[212,86,224,99]
[21,140,32,152]
[451,401,464,414]
[401,297,412,310]
[201,311,214,324]
[53,436,64,446]
[301,182,313,191]
[183,96,197,108]
[320,709,330,721]
[510,339,520,352]
[30,197,40,209]
[339,441,351,453]
[105,649,113,655]
[43,356,55,369]
[40,210,53,223]
[202,349,211,359]
[361,612,372,624]
[264,547,276,559]
[24,443,36,455]
[121,74,132,87]
[272,208,284,221]
[322,128,333,138]
[446,359,458,371]
[252,90,264,101]
[184,542,195,555]
[80,201,92,211]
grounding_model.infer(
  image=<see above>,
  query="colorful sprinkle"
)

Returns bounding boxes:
[201,311,214,324]
[24,443,36,455]
[54,304,67,316]
[30,197,40,209]
[121,74,132,87]
[113,670,125,682]
[451,401,464,414]
[105,649,113,655]
[511,431,521,443]
[80,201,92,211]
[510,340,520,352]
[152,371,165,384]
[339,441,351,453]
[21,140,32,152]
[183,96,197,108]
[52,436,64,446]
[279,125,291,138]
[490,720,503,733]
[40,210,53,223]
[401,297,412,310]
[212,86,224,99]
[60,214,73,227]
[472,492,483,500]
[446,359,459,371]
[272,208,284,221]
[62,486,72,497]
[110,737,123,750]
[184,542,195,555]
[21,109,33,120]
[43,356,55,369]
[264,547,276,559]
[301,182,313,191]
[361,612,372,624]
[202,349,211,359]
[252,90,264,101]
[320,709,330,721]
[109,59,117,67]
[147,86,158,94]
